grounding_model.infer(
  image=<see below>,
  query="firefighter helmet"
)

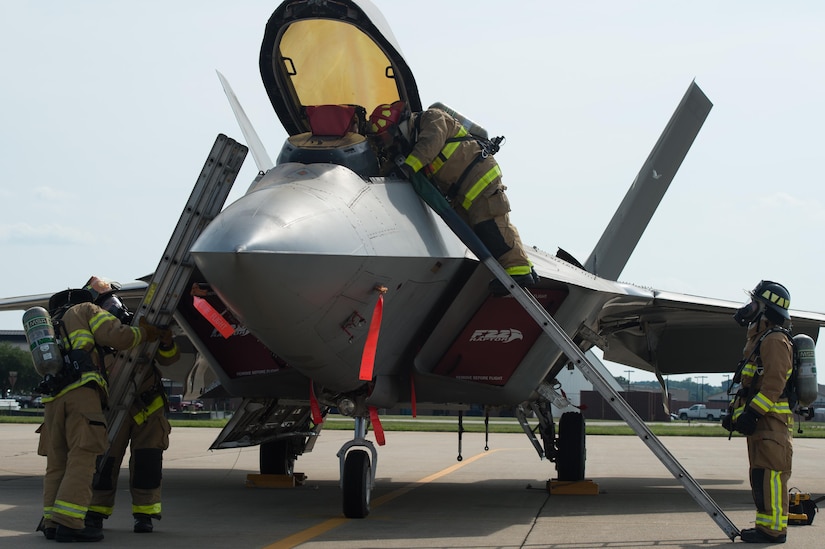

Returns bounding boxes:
[752,280,791,324]
[47,288,93,317]
[367,101,406,134]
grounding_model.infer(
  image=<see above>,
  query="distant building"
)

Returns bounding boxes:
[0,330,27,352]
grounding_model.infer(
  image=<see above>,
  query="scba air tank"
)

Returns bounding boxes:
[793,334,817,407]
[22,306,63,377]
[429,102,489,139]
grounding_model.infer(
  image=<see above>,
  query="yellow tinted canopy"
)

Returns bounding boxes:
[279,19,400,121]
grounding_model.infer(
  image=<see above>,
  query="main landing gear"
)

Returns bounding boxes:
[516,399,586,482]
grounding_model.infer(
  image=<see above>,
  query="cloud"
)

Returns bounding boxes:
[32,186,72,202]
[0,222,102,245]
[756,192,824,227]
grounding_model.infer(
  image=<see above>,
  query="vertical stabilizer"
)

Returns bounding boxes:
[584,81,712,280]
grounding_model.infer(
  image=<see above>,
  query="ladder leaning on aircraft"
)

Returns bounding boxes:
[403,167,741,541]
[99,135,248,473]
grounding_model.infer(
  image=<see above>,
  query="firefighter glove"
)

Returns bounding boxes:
[721,413,734,433]
[399,163,414,180]
[139,317,161,343]
[735,408,760,436]
[159,328,174,349]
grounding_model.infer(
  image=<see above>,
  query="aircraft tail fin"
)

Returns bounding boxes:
[584,81,712,280]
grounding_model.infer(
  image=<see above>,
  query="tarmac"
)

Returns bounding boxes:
[1,423,823,548]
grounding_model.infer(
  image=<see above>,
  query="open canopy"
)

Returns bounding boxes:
[260,0,422,136]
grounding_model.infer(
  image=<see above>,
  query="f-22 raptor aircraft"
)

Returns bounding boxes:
[4,0,825,522]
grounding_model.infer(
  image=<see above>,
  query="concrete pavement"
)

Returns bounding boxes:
[1,423,823,548]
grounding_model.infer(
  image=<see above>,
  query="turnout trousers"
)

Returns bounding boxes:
[746,414,793,537]
[89,406,171,519]
[459,181,531,275]
[40,385,108,530]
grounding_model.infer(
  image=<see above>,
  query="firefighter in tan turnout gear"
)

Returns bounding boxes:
[725,280,794,544]
[36,285,165,542]
[367,101,536,292]
[82,277,180,534]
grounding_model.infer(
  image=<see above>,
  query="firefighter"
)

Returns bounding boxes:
[726,280,794,544]
[36,286,165,542]
[81,277,180,534]
[367,102,536,292]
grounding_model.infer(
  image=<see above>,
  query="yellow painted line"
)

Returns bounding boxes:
[263,448,506,549]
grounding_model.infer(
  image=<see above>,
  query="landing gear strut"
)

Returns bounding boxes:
[337,416,377,518]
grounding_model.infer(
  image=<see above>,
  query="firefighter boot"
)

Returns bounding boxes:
[55,524,104,542]
[740,527,786,544]
[84,511,105,530]
[133,514,153,533]
[489,267,538,296]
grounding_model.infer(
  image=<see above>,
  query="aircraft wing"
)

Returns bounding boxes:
[0,279,201,387]
[0,280,149,315]
[598,286,825,374]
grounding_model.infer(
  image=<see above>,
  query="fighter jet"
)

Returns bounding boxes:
[3,0,824,521]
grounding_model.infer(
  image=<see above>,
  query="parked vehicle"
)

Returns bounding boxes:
[168,395,204,412]
[9,394,33,408]
[168,394,183,412]
[677,404,725,421]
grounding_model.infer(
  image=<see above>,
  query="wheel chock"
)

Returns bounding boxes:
[246,473,306,488]
[546,479,599,495]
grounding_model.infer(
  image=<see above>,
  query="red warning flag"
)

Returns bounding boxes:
[309,382,324,425]
[358,294,384,381]
[192,296,235,339]
[369,406,385,446]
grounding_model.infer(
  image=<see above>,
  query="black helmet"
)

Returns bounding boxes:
[48,288,93,317]
[752,280,791,325]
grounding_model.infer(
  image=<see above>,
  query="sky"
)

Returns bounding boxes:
[1,1,823,387]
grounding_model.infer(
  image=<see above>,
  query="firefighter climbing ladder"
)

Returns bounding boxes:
[407,170,740,541]
[103,134,248,455]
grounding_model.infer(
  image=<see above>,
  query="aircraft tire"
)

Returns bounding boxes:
[556,411,585,481]
[259,439,294,475]
[342,449,371,518]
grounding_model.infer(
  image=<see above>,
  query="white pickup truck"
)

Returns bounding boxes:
[677,404,726,421]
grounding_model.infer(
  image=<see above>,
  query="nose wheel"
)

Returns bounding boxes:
[337,416,377,518]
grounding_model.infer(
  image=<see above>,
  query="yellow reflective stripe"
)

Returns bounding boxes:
[158,345,177,359]
[461,164,502,210]
[88,505,113,516]
[751,393,773,413]
[755,470,787,532]
[742,362,757,377]
[756,513,788,529]
[67,329,94,349]
[132,503,161,515]
[760,289,790,311]
[88,310,115,333]
[506,265,533,276]
[429,127,467,174]
[133,394,165,426]
[41,372,108,403]
[404,155,423,173]
[43,506,53,519]
[772,401,792,414]
[751,394,791,414]
[53,499,87,519]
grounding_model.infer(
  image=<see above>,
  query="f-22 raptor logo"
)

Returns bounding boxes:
[469,329,524,343]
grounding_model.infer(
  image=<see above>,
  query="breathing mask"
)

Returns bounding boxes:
[733,299,764,327]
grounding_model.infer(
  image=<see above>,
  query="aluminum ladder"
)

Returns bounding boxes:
[102,134,247,454]
[407,170,740,541]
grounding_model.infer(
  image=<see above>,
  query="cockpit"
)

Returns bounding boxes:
[259,0,421,178]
